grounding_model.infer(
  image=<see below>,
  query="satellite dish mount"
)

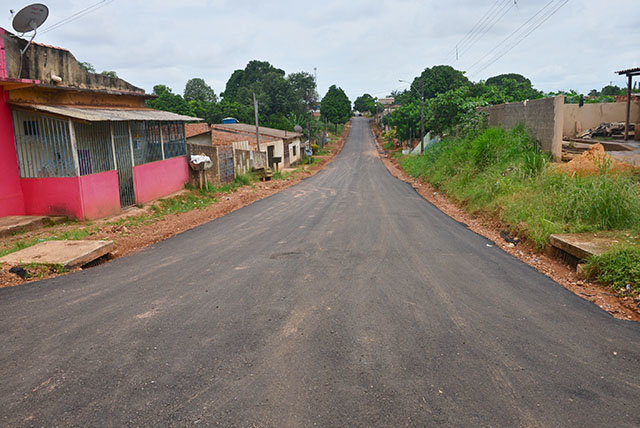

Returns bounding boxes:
[12,3,49,57]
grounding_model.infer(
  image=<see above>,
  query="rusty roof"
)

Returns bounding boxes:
[210,128,278,146]
[211,123,302,140]
[185,123,211,138]
[11,103,202,122]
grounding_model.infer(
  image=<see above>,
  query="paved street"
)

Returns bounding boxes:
[1,117,639,426]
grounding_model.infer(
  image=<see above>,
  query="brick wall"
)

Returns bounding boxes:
[481,96,564,161]
[187,143,219,186]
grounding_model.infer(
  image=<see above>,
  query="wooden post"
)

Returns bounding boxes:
[253,93,261,152]
[68,120,80,177]
[625,74,632,141]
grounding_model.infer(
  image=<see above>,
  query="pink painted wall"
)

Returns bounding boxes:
[0,89,26,216]
[21,176,84,219]
[79,171,121,219]
[21,171,121,220]
[133,156,188,204]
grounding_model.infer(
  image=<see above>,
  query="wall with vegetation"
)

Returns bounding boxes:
[483,96,563,160]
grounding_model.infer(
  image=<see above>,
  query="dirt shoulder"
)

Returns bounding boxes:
[0,124,350,288]
[371,125,640,322]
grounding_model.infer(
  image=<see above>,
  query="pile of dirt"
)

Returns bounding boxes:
[555,143,635,175]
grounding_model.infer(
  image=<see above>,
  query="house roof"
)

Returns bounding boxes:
[616,67,640,76]
[210,128,278,146]
[211,123,302,140]
[11,103,202,122]
[185,123,211,138]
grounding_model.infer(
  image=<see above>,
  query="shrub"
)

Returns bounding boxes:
[585,246,640,292]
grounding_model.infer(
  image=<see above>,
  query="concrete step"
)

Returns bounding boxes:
[0,216,66,238]
[0,240,114,269]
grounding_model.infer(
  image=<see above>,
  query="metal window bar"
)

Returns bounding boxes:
[74,122,114,175]
[163,121,187,158]
[11,109,75,177]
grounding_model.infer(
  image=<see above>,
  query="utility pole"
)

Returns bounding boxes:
[253,93,261,152]
[420,78,425,155]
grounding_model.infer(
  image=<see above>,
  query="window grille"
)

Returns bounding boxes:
[74,122,115,175]
[163,121,187,158]
[12,109,75,178]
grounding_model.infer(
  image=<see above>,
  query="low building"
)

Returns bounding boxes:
[211,123,302,168]
[0,28,199,220]
[185,123,212,146]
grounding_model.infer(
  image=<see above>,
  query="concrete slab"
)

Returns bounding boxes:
[549,233,622,260]
[0,240,114,269]
[0,216,66,238]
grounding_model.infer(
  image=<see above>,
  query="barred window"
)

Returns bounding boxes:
[163,122,187,158]
[74,122,115,175]
[12,109,76,178]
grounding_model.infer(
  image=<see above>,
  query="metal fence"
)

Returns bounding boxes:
[74,122,114,175]
[12,109,76,178]
[12,110,188,183]
[163,122,187,158]
[218,147,235,183]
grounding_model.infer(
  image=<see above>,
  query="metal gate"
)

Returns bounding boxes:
[112,123,136,207]
[218,147,235,183]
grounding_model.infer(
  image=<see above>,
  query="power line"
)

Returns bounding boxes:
[446,0,504,60]
[40,0,116,34]
[466,0,556,74]
[470,0,569,77]
[456,0,517,60]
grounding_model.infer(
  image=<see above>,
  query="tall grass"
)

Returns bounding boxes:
[400,126,640,248]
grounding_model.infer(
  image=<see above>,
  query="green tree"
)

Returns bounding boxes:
[485,74,541,100]
[287,71,318,113]
[147,84,195,117]
[321,85,351,124]
[601,85,623,96]
[354,93,377,114]
[79,62,95,73]
[184,78,217,103]
[485,73,529,86]
[101,70,118,78]
[412,65,470,100]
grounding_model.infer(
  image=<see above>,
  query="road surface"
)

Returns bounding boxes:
[1,118,639,426]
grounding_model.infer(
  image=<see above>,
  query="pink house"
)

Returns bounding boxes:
[0,28,199,220]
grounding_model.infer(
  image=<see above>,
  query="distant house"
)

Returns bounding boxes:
[210,123,302,168]
[185,123,212,146]
[0,27,200,220]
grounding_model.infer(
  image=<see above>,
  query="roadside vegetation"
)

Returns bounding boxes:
[398,125,640,292]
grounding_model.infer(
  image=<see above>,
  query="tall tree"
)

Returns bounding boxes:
[287,71,318,113]
[184,78,217,103]
[147,85,195,117]
[354,93,376,114]
[413,65,470,100]
[321,85,351,124]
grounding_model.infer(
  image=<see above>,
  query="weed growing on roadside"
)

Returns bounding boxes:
[585,246,640,292]
[399,125,640,248]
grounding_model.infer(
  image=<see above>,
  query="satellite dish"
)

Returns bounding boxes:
[12,3,49,65]
[12,3,48,33]
[294,125,303,133]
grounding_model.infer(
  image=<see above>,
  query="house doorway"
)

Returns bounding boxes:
[267,145,274,168]
[112,123,136,208]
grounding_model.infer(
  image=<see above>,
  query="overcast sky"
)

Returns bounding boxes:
[4,0,638,101]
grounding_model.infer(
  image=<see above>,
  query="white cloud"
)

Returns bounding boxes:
[4,0,638,100]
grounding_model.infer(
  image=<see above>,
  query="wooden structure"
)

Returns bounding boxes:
[616,67,640,141]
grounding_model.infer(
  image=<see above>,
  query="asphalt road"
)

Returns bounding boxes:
[1,118,639,426]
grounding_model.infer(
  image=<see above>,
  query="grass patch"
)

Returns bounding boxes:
[585,245,640,292]
[399,125,640,248]
[383,142,395,151]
